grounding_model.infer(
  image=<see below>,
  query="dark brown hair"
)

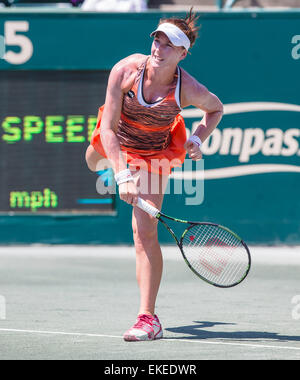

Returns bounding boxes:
[159,7,200,49]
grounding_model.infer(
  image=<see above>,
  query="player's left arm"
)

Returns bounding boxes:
[181,71,224,160]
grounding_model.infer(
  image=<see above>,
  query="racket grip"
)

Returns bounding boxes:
[137,198,160,218]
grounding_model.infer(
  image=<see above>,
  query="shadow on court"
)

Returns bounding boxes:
[165,321,300,343]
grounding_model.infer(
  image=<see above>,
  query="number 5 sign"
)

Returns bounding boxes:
[1,21,33,64]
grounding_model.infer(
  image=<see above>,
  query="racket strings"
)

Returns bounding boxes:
[181,224,249,287]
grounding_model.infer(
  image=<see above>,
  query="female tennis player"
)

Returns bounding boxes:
[85,9,223,341]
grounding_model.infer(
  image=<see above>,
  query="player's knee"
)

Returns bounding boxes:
[132,216,158,245]
[85,145,105,172]
[85,145,96,171]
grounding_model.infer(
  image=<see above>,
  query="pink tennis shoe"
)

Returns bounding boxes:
[123,314,163,341]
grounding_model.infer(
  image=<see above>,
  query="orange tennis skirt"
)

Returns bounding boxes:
[91,106,187,175]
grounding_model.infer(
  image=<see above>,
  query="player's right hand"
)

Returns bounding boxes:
[118,181,139,206]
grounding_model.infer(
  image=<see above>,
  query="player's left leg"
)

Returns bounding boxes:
[123,170,168,341]
[132,170,168,316]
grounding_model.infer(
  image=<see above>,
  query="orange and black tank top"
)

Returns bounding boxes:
[116,57,182,154]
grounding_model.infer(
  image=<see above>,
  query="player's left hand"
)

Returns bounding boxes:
[184,140,202,161]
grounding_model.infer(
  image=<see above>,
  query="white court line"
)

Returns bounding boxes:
[1,246,300,265]
[0,328,121,339]
[0,328,300,352]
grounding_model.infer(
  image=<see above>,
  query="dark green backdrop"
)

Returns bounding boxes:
[0,9,299,244]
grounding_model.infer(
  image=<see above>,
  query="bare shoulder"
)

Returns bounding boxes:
[180,68,209,108]
[109,54,147,93]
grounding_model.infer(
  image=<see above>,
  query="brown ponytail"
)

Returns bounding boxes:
[158,7,200,49]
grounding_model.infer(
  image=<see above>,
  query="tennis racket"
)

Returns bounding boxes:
[136,197,251,288]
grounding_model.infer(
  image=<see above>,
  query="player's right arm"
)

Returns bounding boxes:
[100,55,144,205]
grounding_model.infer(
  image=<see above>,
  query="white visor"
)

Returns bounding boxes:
[150,22,190,51]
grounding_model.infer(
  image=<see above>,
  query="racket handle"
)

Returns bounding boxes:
[137,198,160,218]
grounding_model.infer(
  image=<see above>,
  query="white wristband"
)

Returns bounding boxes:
[114,169,134,185]
[188,135,202,147]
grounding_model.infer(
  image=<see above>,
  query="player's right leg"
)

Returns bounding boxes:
[85,144,106,172]
[85,144,114,186]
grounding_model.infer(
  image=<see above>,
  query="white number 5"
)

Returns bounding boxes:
[4,21,33,65]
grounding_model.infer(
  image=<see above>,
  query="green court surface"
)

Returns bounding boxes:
[0,245,299,360]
